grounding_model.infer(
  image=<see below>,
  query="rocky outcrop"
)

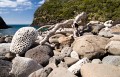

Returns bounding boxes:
[0,16,11,29]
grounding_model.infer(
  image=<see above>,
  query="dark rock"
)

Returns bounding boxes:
[0,36,5,43]
[0,60,12,77]
[25,44,53,66]
[0,16,11,29]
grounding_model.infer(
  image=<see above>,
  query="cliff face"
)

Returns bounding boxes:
[0,16,11,29]
[32,0,120,26]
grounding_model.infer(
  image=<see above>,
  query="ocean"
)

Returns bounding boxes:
[0,24,39,35]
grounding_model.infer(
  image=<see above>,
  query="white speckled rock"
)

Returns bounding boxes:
[10,27,37,55]
[68,57,89,74]
[9,56,42,77]
[102,56,120,66]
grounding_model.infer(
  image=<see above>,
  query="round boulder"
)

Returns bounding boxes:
[25,44,53,66]
[10,27,38,55]
[72,35,109,59]
[106,41,120,55]
[9,56,42,77]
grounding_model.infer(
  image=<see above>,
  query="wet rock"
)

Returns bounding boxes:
[10,27,38,55]
[102,56,120,66]
[72,35,109,59]
[48,67,77,77]
[5,37,12,43]
[9,56,42,77]
[81,63,120,77]
[106,41,120,55]
[25,44,53,66]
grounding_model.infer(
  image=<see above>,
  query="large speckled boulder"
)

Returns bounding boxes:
[81,63,120,77]
[9,56,42,77]
[102,56,120,66]
[10,27,37,55]
[48,67,77,77]
[25,44,53,66]
[72,35,109,59]
[105,41,120,55]
[0,60,12,77]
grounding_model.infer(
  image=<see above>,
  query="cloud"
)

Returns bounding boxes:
[38,0,45,6]
[0,0,32,9]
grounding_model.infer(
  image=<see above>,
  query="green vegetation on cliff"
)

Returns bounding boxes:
[32,0,120,26]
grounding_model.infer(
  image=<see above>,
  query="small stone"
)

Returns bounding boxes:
[92,59,102,64]
[60,47,72,57]
[64,57,78,67]
[70,51,79,59]
[68,58,89,74]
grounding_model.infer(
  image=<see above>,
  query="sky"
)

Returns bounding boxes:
[0,0,45,24]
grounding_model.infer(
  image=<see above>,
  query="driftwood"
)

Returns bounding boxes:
[40,12,87,45]
[72,12,87,37]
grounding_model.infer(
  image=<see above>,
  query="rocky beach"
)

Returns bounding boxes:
[0,12,120,77]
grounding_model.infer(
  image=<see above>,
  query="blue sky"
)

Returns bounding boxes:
[0,0,45,24]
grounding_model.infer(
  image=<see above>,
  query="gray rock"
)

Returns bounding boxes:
[106,41,120,55]
[81,63,120,77]
[0,60,12,77]
[48,67,77,77]
[0,36,5,43]
[5,37,12,43]
[102,56,120,66]
[9,56,42,77]
[98,28,113,38]
[25,45,53,66]
[0,43,11,56]
[10,27,38,55]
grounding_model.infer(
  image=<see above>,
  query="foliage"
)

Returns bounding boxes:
[32,0,120,26]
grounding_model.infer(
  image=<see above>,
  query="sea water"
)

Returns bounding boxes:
[0,24,39,35]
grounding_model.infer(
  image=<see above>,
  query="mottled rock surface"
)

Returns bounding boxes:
[10,27,37,55]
